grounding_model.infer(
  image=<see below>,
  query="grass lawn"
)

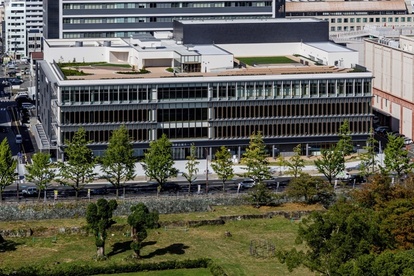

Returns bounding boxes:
[237,56,296,66]
[0,204,319,276]
[99,268,212,276]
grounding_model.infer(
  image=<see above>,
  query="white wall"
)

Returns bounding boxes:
[44,44,108,63]
[300,44,359,68]
[217,43,301,57]
[202,54,233,72]
[403,107,413,137]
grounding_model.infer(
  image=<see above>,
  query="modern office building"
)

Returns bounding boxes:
[365,35,414,140]
[43,0,286,39]
[36,19,373,159]
[4,0,43,58]
[286,0,414,36]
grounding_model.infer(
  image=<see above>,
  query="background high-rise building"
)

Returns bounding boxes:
[43,0,281,39]
[4,0,43,58]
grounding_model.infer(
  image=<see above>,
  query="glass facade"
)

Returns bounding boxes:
[53,76,372,146]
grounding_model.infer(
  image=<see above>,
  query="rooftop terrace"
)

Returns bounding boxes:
[61,55,354,81]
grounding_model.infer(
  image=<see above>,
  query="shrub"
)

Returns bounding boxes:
[0,258,213,276]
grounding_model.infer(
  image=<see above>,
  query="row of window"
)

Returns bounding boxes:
[63,2,271,10]
[63,15,269,25]
[287,11,408,17]
[60,79,371,104]
[61,109,151,125]
[214,101,371,119]
[62,129,150,144]
[329,16,412,24]
[60,100,370,125]
[61,118,371,144]
[214,120,370,138]
[61,15,272,38]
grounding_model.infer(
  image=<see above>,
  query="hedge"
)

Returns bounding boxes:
[0,258,228,276]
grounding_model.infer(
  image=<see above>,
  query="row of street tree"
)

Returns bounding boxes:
[0,121,413,202]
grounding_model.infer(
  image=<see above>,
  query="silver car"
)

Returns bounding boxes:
[238,179,256,189]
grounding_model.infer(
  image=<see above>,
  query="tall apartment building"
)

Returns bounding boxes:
[43,0,286,39]
[4,0,42,58]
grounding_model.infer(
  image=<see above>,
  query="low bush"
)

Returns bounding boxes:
[117,69,150,74]
[0,258,214,276]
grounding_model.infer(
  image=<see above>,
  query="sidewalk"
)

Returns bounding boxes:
[91,157,365,184]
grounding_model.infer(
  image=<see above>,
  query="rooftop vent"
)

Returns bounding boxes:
[103,40,111,47]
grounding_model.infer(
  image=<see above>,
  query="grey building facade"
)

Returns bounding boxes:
[43,0,284,39]
[173,19,329,44]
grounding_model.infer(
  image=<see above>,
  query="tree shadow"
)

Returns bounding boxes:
[0,240,20,252]
[142,241,157,247]
[142,243,189,259]
[107,240,132,257]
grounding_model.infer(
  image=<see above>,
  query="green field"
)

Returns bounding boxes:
[0,205,318,276]
[237,56,296,66]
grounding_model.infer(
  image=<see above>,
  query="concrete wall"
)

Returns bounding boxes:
[218,43,301,57]
[301,44,358,68]
[365,39,414,138]
[202,54,233,72]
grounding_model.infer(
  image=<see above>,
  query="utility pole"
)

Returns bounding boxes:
[205,148,209,194]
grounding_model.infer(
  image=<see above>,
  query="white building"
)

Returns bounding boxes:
[4,0,42,59]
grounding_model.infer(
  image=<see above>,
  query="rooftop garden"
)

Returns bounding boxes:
[237,56,296,66]
[57,62,133,78]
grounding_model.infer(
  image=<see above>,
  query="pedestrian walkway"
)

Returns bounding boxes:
[91,157,364,183]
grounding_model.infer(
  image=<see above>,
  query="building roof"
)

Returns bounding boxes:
[178,18,322,25]
[286,0,407,12]
[30,52,43,60]
[305,42,355,52]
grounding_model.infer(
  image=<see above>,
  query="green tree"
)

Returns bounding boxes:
[101,125,135,198]
[276,154,285,176]
[241,132,271,184]
[0,138,17,201]
[359,128,378,177]
[86,199,118,259]
[285,144,305,178]
[127,203,159,258]
[314,146,345,184]
[337,120,354,157]
[285,173,335,206]
[141,134,178,196]
[277,201,387,276]
[381,133,414,181]
[211,146,234,192]
[245,182,276,207]
[25,152,55,201]
[58,128,96,198]
[181,144,199,195]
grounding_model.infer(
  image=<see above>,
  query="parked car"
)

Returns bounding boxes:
[345,175,366,185]
[404,137,413,145]
[8,78,23,85]
[22,187,38,196]
[238,179,256,189]
[161,182,181,193]
[375,126,390,133]
[21,102,35,110]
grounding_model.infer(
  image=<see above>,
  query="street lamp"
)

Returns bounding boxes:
[205,148,209,194]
